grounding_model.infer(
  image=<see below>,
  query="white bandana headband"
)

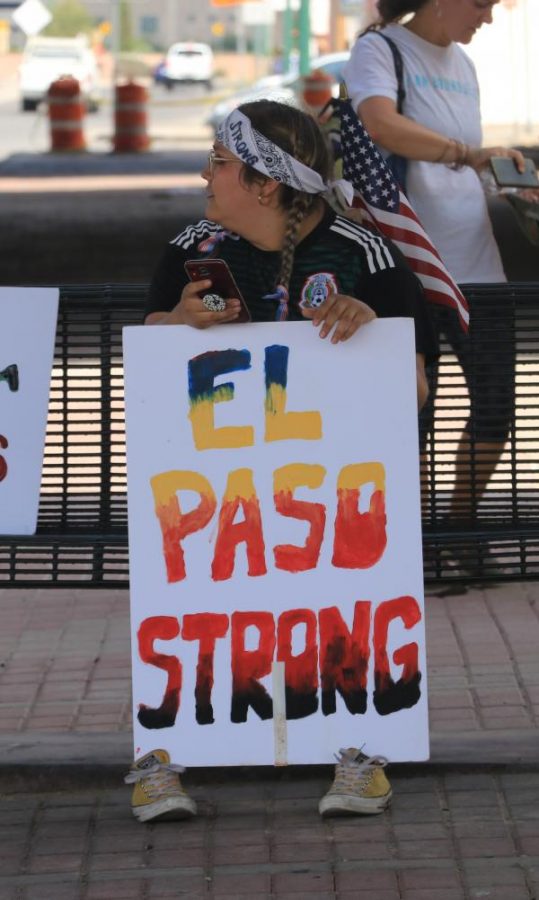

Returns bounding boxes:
[216,109,354,206]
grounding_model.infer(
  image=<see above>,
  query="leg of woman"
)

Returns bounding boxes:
[419,359,439,523]
[445,295,514,522]
[450,436,508,520]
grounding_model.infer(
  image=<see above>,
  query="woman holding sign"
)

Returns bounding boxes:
[128,99,438,823]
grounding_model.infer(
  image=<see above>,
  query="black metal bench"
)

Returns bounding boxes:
[1,283,537,587]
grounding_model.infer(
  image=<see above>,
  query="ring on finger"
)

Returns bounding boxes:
[202,293,227,312]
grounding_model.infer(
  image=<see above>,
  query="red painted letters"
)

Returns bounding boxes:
[137,598,422,727]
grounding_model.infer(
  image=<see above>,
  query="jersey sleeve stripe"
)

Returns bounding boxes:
[170,220,220,250]
[331,217,396,273]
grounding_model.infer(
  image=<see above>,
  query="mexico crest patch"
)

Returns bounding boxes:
[299,272,339,309]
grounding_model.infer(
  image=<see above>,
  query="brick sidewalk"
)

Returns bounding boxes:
[1,771,539,899]
[1,584,539,898]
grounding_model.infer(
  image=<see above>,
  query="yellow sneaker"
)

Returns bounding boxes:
[125,749,197,822]
[319,748,392,816]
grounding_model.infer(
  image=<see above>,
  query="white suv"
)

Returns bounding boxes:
[19,36,99,112]
[162,42,214,90]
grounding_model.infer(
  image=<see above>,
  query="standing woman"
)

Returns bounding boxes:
[344,0,525,533]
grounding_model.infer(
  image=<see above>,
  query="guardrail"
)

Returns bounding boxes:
[0,282,537,588]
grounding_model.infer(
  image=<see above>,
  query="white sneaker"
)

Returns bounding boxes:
[319,747,392,817]
[125,749,197,822]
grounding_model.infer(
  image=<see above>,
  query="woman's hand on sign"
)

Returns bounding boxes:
[301,293,377,344]
[145,279,241,328]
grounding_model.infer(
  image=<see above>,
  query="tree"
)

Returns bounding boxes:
[43,0,95,37]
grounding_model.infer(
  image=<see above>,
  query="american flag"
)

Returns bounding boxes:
[324,97,469,332]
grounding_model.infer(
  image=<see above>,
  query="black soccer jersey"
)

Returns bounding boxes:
[145,204,438,360]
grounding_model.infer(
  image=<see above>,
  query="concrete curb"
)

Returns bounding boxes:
[0,150,205,177]
[1,729,538,792]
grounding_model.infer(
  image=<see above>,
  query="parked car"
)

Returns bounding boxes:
[206,52,349,134]
[156,42,214,90]
[19,35,99,112]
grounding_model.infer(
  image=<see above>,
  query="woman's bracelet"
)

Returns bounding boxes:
[449,139,470,170]
[435,138,470,169]
[435,138,453,163]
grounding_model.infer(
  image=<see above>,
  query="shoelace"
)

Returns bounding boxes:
[124,760,185,786]
[332,748,388,789]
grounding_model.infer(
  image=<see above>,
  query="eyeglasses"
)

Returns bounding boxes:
[207,149,242,177]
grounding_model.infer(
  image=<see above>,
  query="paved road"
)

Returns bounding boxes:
[0,50,219,158]
[0,82,214,153]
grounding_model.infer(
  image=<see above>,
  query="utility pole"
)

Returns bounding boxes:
[282,0,293,74]
[298,0,310,75]
[110,0,121,79]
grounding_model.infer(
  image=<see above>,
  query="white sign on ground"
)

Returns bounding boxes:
[124,319,428,767]
[0,287,58,534]
[12,0,52,36]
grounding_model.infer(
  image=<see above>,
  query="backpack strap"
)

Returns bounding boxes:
[368,31,406,114]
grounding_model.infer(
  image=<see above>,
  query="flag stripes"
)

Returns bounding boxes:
[327,98,469,332]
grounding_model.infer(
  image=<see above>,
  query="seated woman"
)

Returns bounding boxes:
[127,99,438,823]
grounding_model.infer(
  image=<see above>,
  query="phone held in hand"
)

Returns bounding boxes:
[489,156,539,189]
[184,259,252,323]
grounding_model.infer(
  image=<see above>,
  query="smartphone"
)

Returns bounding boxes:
[490,156,539,189]
[184,259,251,323]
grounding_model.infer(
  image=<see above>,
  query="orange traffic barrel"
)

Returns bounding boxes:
[302,68,334,111]
[113,81,150,153]
[47,76,86,152]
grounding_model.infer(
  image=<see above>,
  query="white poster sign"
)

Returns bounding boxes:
[0,287,58,534]
[124,319,428,767]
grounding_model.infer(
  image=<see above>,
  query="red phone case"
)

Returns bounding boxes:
[184,259,251,323]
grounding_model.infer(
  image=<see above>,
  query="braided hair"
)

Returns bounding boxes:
[237,100,331,310]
